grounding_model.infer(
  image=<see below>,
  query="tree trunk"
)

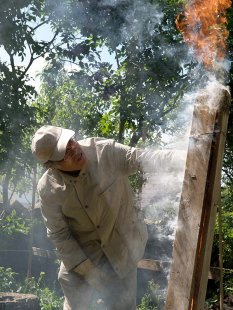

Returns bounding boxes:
[27,165,37,278]
[118,116,126,143]
[2,170,11,208]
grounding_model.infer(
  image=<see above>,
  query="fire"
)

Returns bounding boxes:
[176,0,232,68]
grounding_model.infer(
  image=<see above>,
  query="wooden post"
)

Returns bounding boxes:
[165,86,231,310]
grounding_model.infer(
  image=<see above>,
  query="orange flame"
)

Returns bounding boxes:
[176,0,232,68]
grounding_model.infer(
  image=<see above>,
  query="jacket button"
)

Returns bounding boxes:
[85,205,88,209]
[97,225,100,229]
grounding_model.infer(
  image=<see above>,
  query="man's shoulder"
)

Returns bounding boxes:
[79,138,119,167]
[79,137,115,147]
[37,169,62,193]
[79,137,116,159]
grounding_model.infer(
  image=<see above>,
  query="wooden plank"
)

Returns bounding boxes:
[192,89,231,309]
[32,247,57,259]
[165,87,231,310]
[138,259,170,272]
[137,259,223,280]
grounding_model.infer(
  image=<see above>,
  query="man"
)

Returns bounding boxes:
[31,125,185,310]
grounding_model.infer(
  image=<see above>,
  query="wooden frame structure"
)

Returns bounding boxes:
[165,86,231,310]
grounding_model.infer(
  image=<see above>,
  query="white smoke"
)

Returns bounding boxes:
[138,75,230,306]
[31,1,231,308]
[121,0,163,47]
[141,92,194,241]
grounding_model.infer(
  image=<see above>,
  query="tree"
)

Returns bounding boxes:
[0,0,60,205]
[34,62,111,138]
[40,0,196,147]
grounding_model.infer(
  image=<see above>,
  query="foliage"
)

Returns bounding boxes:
[224,276,233,295]
[213,188,233,270]
[0,0,60,205]
[18,272,63,310]
[206,184,233,307]
[205,293,219,310]
[36,0,197,146]
[0,209,31,235]
[0,266,19,292]
[0,0,42,170]
[0,267,63,310]
[0,0,198,205]
[137,293,158,310]
[34,64,111,138]
[137,280,161,310]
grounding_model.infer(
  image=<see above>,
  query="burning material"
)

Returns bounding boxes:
[176,0,231,68]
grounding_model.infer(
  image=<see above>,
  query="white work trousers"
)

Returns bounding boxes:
[58,258,137,310]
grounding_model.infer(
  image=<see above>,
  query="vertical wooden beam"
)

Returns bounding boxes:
[165,87,231,310]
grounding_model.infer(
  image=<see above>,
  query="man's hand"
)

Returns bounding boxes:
[74,259,110,291]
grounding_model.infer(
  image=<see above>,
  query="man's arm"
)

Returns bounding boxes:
[39,192,110,290]
[39,195,87,271]
[113,142,187,175]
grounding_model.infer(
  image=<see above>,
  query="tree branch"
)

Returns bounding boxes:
[9,54,16,74]
[21,30,59,78]
[9,184,17,202]
[31,19,51,33]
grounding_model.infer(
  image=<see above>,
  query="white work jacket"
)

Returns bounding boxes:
[38,138,183,278]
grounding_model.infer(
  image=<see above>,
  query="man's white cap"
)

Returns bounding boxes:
[31,125,75,163]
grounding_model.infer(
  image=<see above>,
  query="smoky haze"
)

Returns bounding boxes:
[39,1,193,308]
[2,0,230,309]
[42,0,230,309]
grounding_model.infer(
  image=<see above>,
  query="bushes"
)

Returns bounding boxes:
[0,266,63,310]
[0,266,18,292]
[137,293,158,310]
[137,280,162,310]
[1,209,31,235]
[205,186,233,308]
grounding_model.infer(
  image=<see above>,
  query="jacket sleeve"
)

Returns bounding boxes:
[38,183,87,271]
[113,142,187,175]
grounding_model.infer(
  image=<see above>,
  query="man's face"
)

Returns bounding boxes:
[54,139,87,171]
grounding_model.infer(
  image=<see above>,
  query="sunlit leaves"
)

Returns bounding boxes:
[0,210,30,235]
